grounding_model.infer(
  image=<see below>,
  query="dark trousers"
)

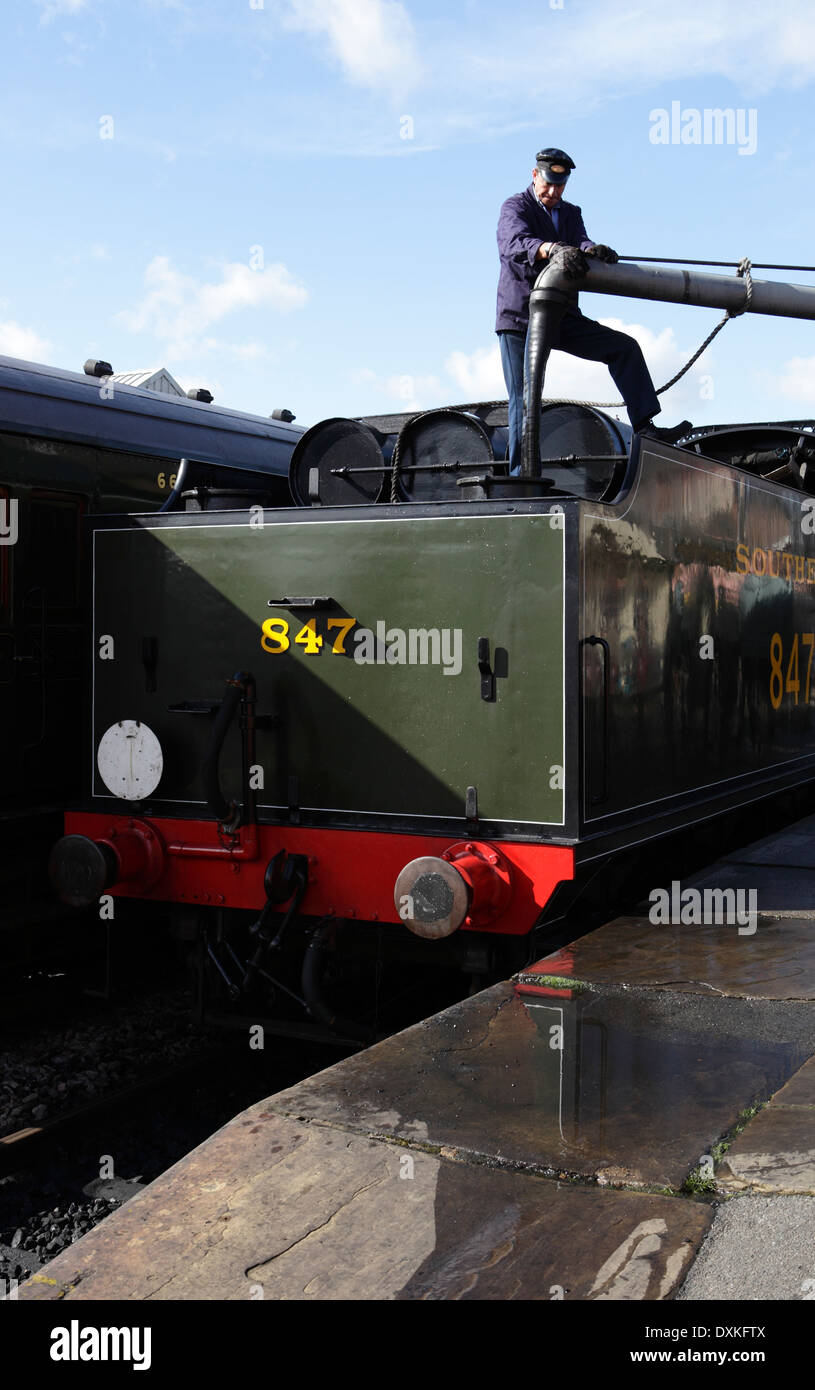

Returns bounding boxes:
[499,312,660,473]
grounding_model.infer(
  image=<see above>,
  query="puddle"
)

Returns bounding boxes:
[267,982,815,1187]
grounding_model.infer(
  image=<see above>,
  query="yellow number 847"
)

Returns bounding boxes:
[260,616,356,656]
[769,631,815,709]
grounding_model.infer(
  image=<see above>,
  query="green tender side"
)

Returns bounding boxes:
[93,511,566,826]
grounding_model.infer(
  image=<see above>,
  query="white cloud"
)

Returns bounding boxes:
[477,1,815,99]
[35,0,90,22]
[382,0,815,149]
[218,340,271,361]
[445,345,505,400]
[280,0,815,124]
[0,320,53,361]
[758,356,815,406]
[445,318,713,416]
[118,255,308,359]
[354,319,708,417]
[282,0,421,94]
[350,366,446,413]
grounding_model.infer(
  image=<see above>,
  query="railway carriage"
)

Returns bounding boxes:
[0,354,301,945]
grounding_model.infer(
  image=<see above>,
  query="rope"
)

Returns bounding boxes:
[542,257,754,409]
[389,430,402,503]
[388,406,480,502]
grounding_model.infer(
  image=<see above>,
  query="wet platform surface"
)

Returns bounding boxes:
[20,1111,710,1301]
[262,983,811,1189]
[20,813,815,1301]
[530,914,815,998]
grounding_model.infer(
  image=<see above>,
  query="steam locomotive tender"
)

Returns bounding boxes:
[48,262,815,1034]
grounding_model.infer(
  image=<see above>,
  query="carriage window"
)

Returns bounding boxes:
[29,494,83,609]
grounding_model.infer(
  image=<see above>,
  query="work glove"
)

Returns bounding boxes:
[585,243,619,264]
[548,244,589,278]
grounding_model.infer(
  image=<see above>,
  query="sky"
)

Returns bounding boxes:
[2,0,815,432]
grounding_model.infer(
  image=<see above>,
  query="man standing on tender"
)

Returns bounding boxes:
[496,147,690,473]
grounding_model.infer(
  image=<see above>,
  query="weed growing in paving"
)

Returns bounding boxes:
[682,1101,766,1195]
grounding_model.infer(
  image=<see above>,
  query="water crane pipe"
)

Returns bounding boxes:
[522,260,815,478]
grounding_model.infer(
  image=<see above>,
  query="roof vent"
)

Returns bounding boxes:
[187,387,214,403]
[271,408,296,422]
[84,358,113,378]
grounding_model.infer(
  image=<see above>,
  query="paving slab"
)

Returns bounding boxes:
[722,829,815,869]
[676,1196,815,1300]
[265,982,813,1188]
[769,1053,815,1107]
[677,810,815,908]
[752,812,815,838]
[718,1105,815,1194]
[531,914,815,998]
[19,1108,711,1302]
[682,863,815,911]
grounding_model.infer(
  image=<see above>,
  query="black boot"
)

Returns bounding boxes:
[637,418,693,446]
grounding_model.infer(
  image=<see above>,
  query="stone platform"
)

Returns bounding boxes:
[19,819,815,1301]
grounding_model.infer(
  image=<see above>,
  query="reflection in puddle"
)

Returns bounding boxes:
[523,1000,607,1149]
[268,979,815,1186]
[490,984,814,1175]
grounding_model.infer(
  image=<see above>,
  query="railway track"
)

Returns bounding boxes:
[0,1049,228,1172]
[0,989,342,1290]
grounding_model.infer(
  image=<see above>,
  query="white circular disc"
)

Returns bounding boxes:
[97,720,163,800]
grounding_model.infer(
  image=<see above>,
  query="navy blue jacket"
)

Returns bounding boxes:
[496,185,594,332]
